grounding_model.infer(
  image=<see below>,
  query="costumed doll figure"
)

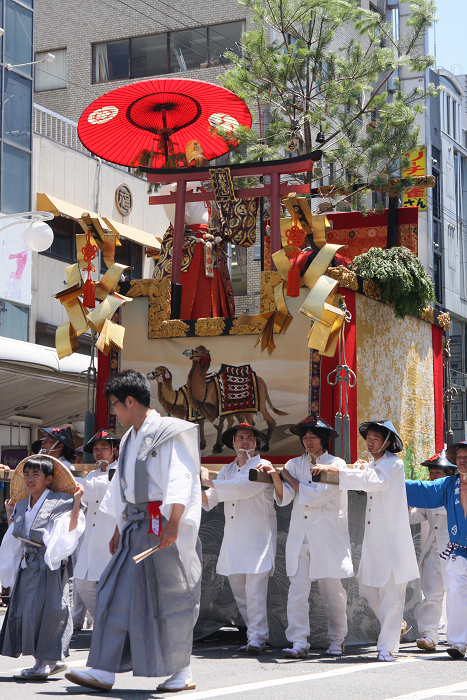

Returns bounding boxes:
[31,426,76,471]
[406,440,467,659]
[0,455,85,680]
[201,423,276,655]
[409,450,455,652]
[313,420,419,662]
[73,429,120,626]
[154,182,257,319]
[263,415,353,659]
[67,370,202,693]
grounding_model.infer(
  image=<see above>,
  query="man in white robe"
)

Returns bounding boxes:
[263,415,353,658]
[313,420,419,661]
[409,450,454,651]
[66,369,202,693]
[201,423,275,654]
[73,429,120,625]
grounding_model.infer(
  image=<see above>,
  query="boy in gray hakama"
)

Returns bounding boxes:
[66,369,202,693]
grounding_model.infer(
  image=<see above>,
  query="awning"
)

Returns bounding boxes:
[37,193,160,249]
[0,337,90,425]
[104,217,160,249]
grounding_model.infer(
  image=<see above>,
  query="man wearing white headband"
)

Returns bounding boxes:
[73,430,120,627]
[312,420,419,662]
[201,423,275,654]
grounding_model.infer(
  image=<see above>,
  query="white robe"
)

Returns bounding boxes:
[409,506,450,568]
[202,454,277,576]
[339,451,419,587]
[100,410,202,590]
[0,489,85,589]
[277,452,354,579]
[75,465,117,581]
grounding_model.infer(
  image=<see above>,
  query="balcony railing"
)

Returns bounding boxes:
[33,103,129,172]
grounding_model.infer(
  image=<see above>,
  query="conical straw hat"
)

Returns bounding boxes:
[11,455,77,504]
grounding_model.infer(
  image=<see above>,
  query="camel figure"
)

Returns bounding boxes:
[183,345,287,453]
[147,366,206,450]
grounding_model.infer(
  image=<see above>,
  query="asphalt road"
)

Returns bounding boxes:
[1,627,467,700]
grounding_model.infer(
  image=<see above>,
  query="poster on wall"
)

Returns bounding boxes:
[0,219,32,305]
[1,446,28,469]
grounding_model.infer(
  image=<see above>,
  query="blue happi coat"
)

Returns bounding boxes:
[406,475,467,559]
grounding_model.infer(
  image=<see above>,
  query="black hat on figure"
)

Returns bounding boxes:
[31,426,75,459]
[289,414,339,439]
[421,449,456,473]
[358,420,403,453]
[222,423,268,450]
[83,428,120,453]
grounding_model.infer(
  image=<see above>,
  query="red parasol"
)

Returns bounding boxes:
[78,78,252,169]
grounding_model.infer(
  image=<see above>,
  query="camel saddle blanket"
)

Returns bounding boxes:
[178,385,205,423]
[214,364,259,416]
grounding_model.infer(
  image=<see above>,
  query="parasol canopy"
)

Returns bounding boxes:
[78,78,252,169]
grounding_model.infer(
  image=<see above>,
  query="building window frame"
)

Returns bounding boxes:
[92,20,245,84]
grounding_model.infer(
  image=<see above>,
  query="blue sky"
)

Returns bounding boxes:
[429,1,467,74]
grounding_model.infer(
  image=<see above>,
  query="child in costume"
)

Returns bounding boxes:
[264,415,353,658]
[312,420,419,662]
[0,455,85,679]
[201,423,275,654]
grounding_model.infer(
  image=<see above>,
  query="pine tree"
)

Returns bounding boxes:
[220,0,439,207]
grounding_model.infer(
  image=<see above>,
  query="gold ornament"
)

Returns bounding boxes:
[362,279,382,301]
[437,311,451,331]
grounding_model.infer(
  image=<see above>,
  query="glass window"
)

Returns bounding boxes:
[4,71,31,149]
[230,245,248,295]
[2,144,30,213]
[103,239,142,279]
[93,39,129,83]
[5,0,33,77]
[170,28,207,73]
[40,216,76,262]
[131,34,168,78]
[0,300,29,341]
[208,21,244,65]
[35,48,67,91]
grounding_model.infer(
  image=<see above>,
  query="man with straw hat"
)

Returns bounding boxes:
[73,429,120,628]
[406,440,467,659]
[31,426,76,470]
[262,414,353,659]
[0,454,84,679]
[313,420,419,662]
[409,450,456,652]
[201,422,275,654]
[66,369,202,693]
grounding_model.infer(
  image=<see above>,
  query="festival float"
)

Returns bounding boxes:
[57,76,447,647]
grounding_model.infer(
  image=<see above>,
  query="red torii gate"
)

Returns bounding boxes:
[141,151,322,318]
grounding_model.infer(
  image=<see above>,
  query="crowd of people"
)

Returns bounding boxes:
[0,368,464,692]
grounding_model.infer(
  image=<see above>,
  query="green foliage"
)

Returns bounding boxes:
[350,246,436,319]
[220,0,439,207]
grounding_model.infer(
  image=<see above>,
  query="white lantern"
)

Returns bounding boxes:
[22,220,54,252]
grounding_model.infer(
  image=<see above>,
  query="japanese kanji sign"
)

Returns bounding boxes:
[402,147,427,210]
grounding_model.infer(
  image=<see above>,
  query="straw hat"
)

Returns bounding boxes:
[11,455,77,504]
